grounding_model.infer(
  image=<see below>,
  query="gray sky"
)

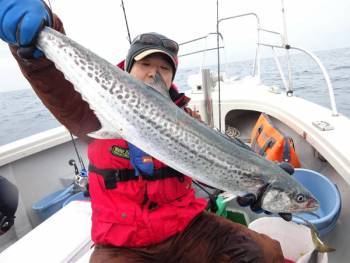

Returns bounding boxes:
[1,0,349,91]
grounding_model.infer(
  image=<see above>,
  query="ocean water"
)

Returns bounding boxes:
[0,47,349,146]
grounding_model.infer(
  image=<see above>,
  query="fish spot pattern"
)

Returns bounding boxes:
[37,28,267,195]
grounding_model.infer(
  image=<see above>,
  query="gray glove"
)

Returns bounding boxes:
[236,162,294,221]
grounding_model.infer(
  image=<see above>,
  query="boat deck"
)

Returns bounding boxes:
[0,201,93,263]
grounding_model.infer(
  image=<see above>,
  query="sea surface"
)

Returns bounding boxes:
[0,47,349,146]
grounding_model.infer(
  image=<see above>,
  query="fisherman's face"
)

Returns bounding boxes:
[130,53,173,89]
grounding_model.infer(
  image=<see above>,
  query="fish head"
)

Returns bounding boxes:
[261,176,319,213]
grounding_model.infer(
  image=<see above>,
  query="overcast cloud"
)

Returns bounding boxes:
[1,0,349,91]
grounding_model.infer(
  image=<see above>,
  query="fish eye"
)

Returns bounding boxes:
[296,193,306,203]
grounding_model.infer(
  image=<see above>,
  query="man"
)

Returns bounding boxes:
[0,0,285,262]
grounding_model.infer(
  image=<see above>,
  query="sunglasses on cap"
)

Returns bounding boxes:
[132,33,179,55]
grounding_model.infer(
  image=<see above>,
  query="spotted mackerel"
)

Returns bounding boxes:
[36,27,319,214]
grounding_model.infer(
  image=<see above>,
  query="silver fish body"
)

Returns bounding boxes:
[36,27,319,214]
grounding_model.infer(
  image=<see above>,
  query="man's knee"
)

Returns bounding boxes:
[219,231,264,262]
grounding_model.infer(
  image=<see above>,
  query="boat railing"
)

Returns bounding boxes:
[217,13,261,79]
[178,32,225,58]
[259,43,339,116]
[179,12,339,117]
[217,12,339,116]
[0,126,71,167]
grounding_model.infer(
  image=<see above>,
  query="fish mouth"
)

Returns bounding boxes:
[306,196,320,211]
[292,196,320,213]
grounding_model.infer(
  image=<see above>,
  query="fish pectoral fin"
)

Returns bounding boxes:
[88,128,122,139]
[88,111,124,139]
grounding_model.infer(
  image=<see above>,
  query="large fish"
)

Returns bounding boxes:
[36,27,319,214]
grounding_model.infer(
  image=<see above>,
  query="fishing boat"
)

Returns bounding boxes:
[0,1,348,262]
[180,6,349,263]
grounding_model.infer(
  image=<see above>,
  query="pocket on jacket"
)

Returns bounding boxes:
[93,204,136,225]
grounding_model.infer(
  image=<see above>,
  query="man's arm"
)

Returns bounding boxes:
[9,14,101,141]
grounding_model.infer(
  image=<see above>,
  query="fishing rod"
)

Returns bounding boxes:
[46,0,52,10]
[68,132,89,192]
[120,0,132,44]
[216,0,222,132]
[69,132,86,172]
[280,0,293,96]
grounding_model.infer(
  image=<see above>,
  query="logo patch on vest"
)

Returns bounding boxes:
[142,156,153,163]
[110,146,130,159]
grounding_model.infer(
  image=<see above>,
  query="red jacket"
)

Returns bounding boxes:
[88,138,207,247]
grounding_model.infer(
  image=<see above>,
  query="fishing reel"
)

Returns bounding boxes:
[69,159,88,193]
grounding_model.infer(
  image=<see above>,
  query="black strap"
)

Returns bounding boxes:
[89,164,185,189]
[251,125,263,152]
[88,164,136,189]
[192,180,223,213]
[282,138,293,162]
[258,137,276,156]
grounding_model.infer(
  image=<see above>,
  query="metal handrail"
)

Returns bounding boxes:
[178,32,224,58]
[178,11,339,117]
[217,12,261,131]
[179,47,224,58]
[259,43,339,116]
[271,47,289,91]
[179,32,224,46]
[217,12,338,116]
[218,13,261,79]
[291,46,339,116]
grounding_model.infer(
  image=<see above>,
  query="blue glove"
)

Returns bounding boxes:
[236,162,295,221]
[0,0,52,58]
